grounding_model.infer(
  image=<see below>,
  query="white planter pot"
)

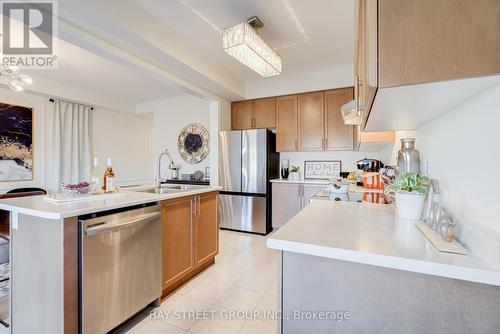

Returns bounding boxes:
[395,192,425,220]
[289,172,300,181]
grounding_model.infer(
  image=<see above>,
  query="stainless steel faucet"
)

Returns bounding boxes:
[155,148,172,188]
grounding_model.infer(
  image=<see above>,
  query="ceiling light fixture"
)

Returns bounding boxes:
[222,16,282,77]
[0,65,33,92]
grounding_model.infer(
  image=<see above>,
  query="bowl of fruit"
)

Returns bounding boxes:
[61,182,96,196]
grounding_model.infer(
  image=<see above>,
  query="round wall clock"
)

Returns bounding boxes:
[177,123,210,164]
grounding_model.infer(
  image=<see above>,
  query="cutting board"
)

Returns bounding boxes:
[44,191,125,204]
[416,223,468,255]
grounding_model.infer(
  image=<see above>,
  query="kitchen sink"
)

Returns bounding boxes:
[134,184,208,194]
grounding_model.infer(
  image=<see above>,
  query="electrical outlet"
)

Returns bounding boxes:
[425,159,430,177]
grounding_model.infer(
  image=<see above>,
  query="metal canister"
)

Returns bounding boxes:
[397,138,420,175]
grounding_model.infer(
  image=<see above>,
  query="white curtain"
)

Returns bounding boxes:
[47,100,93,191]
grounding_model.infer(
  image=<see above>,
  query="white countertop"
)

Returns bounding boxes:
[270,178,330,185]
[267,200,500,286]
[272,178,383,194]
[0,186,221,219]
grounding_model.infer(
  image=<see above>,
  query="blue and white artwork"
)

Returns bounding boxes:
[0,103,33,181]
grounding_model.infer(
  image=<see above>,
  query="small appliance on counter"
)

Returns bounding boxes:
[356,158,384,172]
[328,178,350,194]
[362,172,385,190]
[397,138,420,176]
[355,158,386,189]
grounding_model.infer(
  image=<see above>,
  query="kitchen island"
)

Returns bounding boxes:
[267,200,500,333]
[0,185,221,334]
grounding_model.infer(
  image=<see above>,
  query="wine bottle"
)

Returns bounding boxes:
[103,158,115,193]
[91,158,100,189]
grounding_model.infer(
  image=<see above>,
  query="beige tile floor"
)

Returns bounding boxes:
[113,230,278,334]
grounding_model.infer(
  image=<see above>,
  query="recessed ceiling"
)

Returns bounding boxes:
[24,39,186,104]
[135,0,355,81]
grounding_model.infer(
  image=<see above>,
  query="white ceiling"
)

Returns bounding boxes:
[25,39,186,105]
[136,0,355,81]
[27,0,355,103]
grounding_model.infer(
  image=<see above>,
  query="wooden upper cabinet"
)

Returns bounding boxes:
[276,95,298,152]
[356,0,377,125]
[298,91,324,151]
[253,97,276,128]
[325,88,355,151]
[378,0,500,88]
[162,196,194,289]
[232,100,253,130]
[194,192,218,268]
[232,98,276,129]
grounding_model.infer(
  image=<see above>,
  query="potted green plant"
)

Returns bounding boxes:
[384,173,430,220]
[289,166,301,181]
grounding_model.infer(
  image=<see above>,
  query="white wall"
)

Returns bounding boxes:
[245,66,354,99]
[138,95,212,180]
[0,86,153,192]
[377,84,500,234]
[93,109,153,187]
[414,83,500,234]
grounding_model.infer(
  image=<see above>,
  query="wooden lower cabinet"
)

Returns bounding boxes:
[194,192,219,268]
[161,191,219,296]
[161,196,194,290]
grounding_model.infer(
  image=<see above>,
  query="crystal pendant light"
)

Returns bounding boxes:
[222,17,282,77]
[0,65,33,92]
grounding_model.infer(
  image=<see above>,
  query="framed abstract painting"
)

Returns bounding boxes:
[0,103,33,181]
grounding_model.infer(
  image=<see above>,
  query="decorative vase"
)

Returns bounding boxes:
[171,169,179,180]
[289,172,300,181]
[395,192,425,220]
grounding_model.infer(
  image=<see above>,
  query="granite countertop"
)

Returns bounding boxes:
[0,185,221,219]
[267,200,500,286]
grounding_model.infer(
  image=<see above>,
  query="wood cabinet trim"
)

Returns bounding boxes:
[359,131,395,143]
[63,217,78,334]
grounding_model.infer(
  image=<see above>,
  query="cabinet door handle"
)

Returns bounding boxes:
[197,196,201,215]
[295,139,298,151]
[325,138,328,150]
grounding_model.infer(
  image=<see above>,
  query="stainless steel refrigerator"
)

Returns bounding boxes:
[219,129,279,235]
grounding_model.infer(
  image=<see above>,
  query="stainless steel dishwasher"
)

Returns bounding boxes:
[80,204,162,334]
